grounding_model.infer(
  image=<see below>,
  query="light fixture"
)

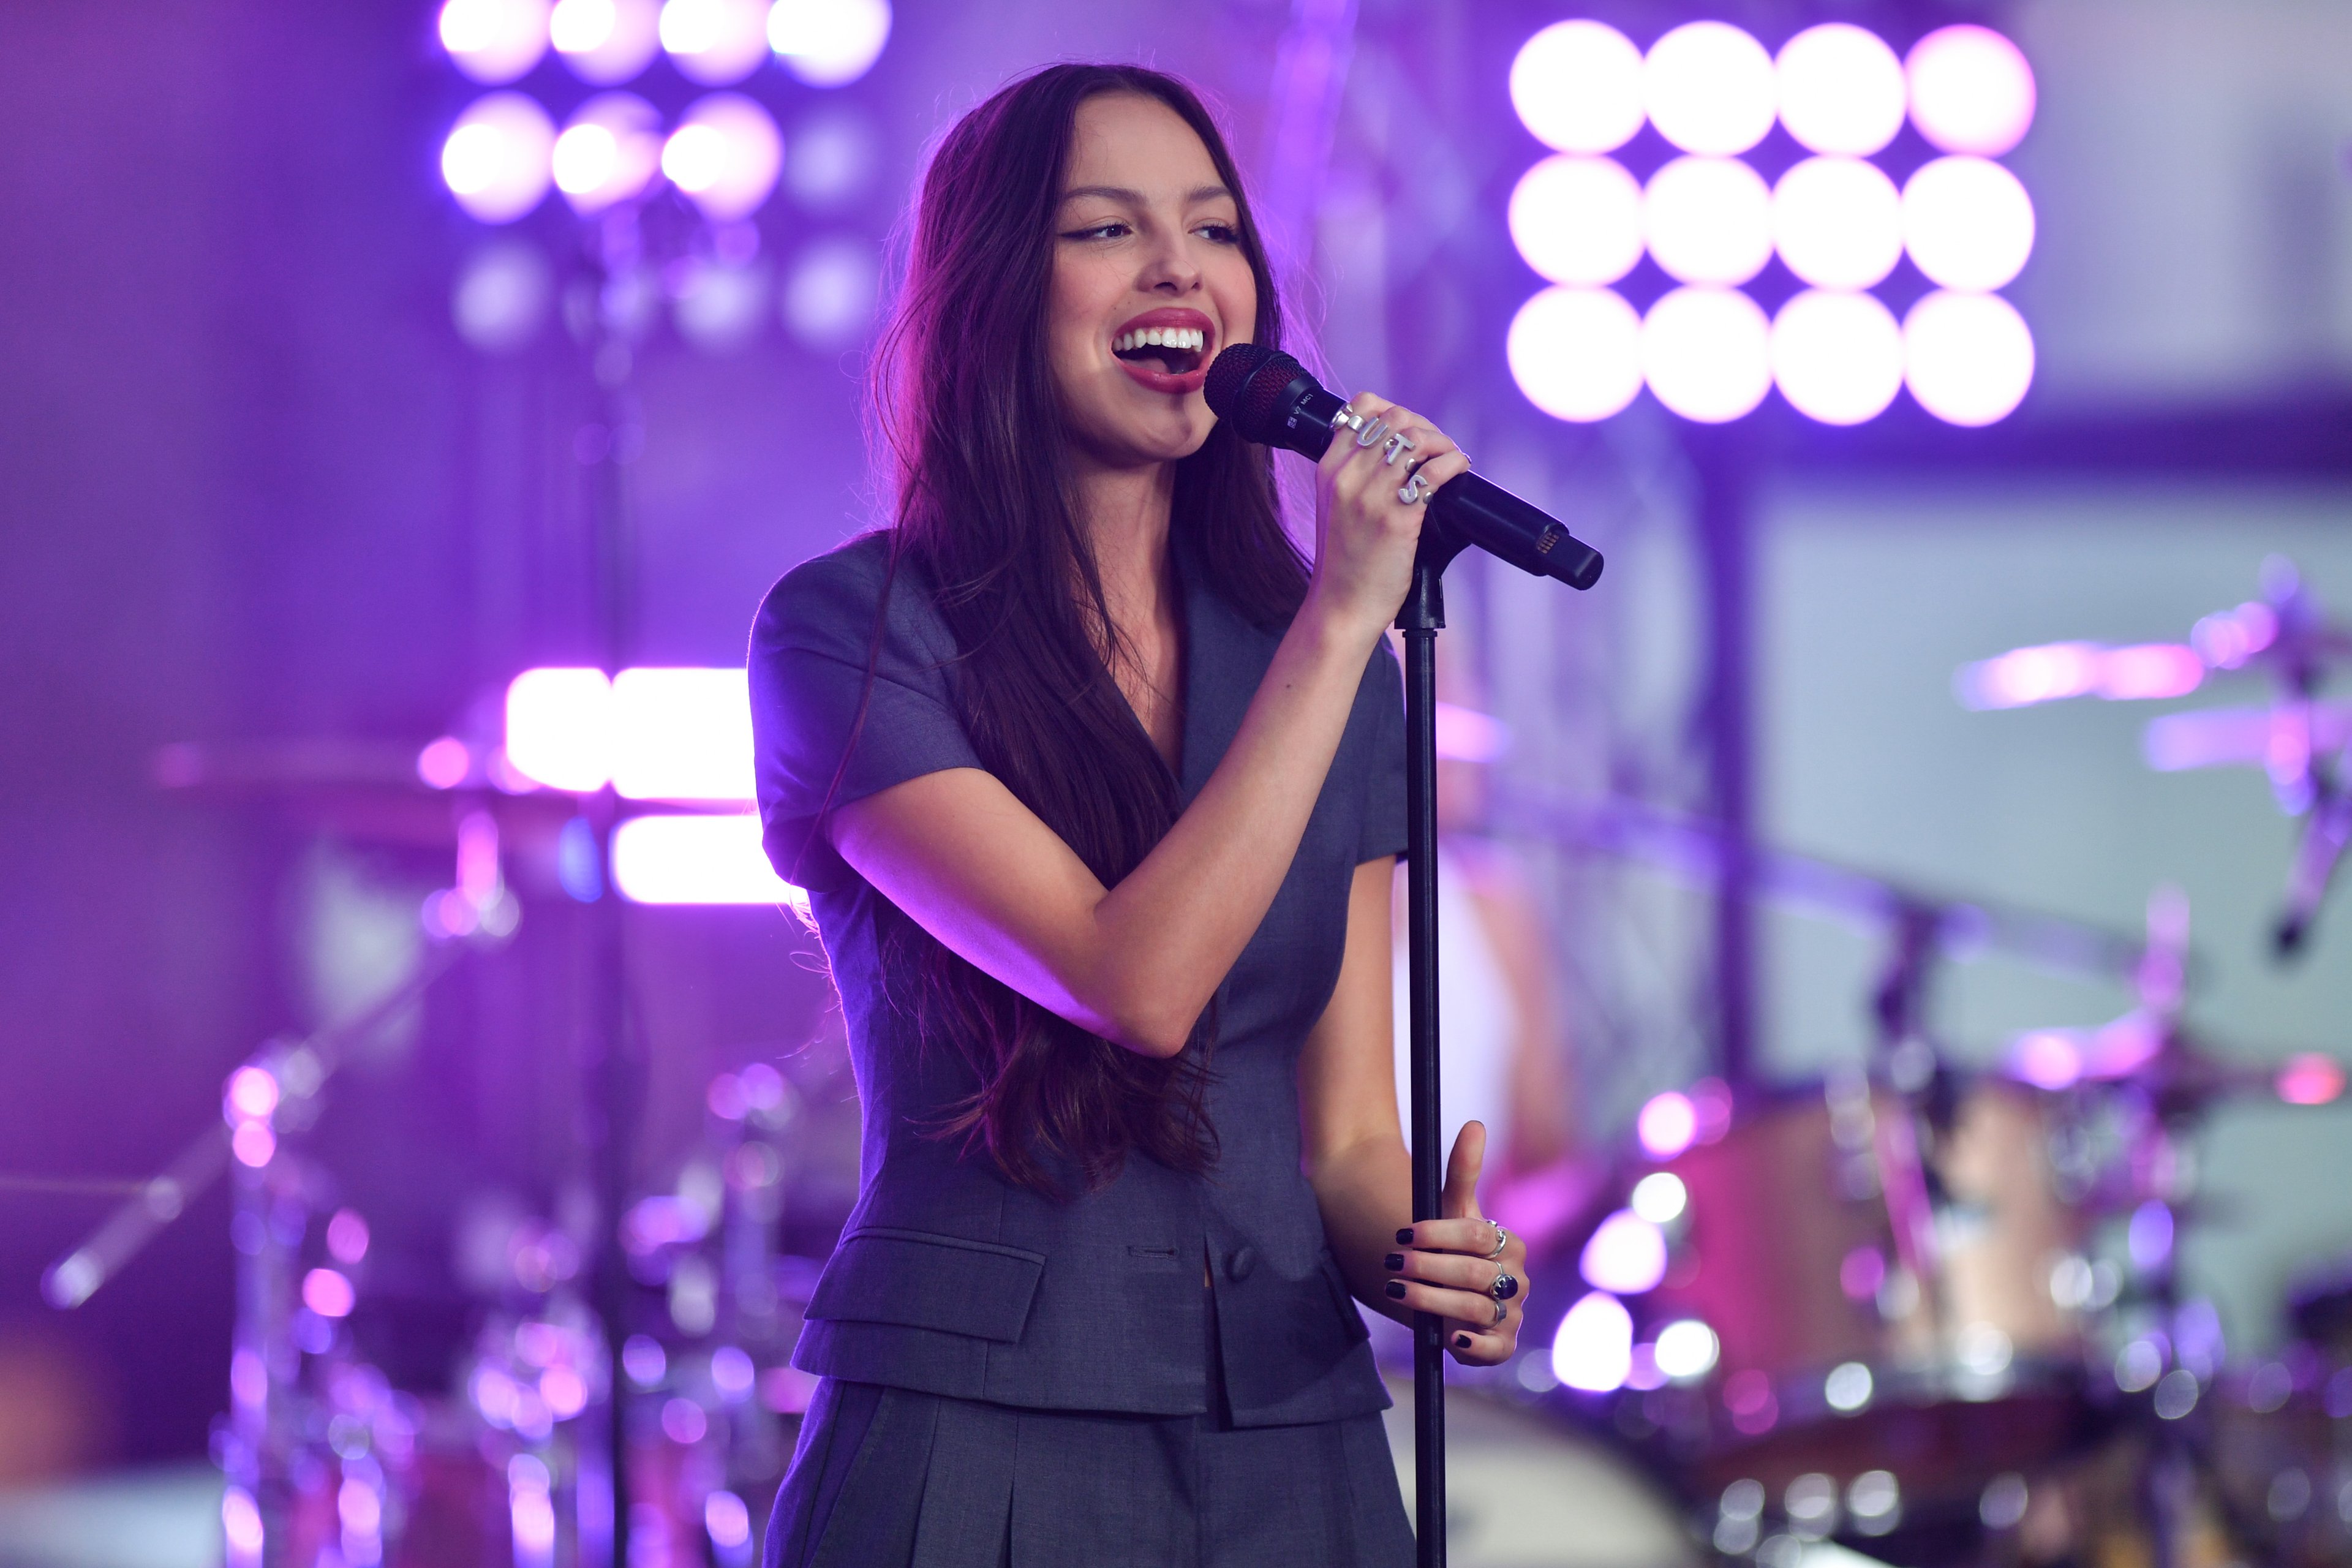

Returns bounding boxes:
[1907,25,2036,156]
[1775,24,1905,156]
[658,0,769,86]
[1644,23,1776,156]
[1508,156,1643,286]
[1643,156,1773,287]
[1642,287,1771,423]
[769,0,893,88]
[1771,290,1903,426]
[612,815,802,906]
[1509,19,1645,154]
[440,0,552,84]
[1903,156,2035,291]
[552,92,663,213]
[550,0,661,83]
[1903,290,2035,426]
[442,93,557,223]
[662,94,783,221]
[1773,156,1903,290]
[1506,286,1643,423]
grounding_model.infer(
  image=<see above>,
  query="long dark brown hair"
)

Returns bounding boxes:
[851,64,1308,1197]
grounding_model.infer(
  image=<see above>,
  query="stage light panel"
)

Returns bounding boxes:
[442,93,557,223]
[1643,156,1771,287]
[440,0,552,84]
[554,92,663,213]
[658,0,769,85]
[1509,20,1646,154]
[1907,25,2035,156]
[769,0,893,89]
[662,94,782,220]
[1643,287,1771,423]
[551,0,661,83]
[1644,23,1776,157]
[1903,156,2035,290]
[610,668,755,800]
[1904,289,2034,426]
[1507,286,1643,423]
[1776,24,1905,156]
[506,668,614,791]
[1771,290,1902,425]
[1508,155,1643,286]
[612,814,804,905]
[1773,156,1902,290]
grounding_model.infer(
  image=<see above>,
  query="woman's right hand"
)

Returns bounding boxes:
[1303,394,1472,639]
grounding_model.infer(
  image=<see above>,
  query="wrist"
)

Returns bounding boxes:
[1293,581,1389,659]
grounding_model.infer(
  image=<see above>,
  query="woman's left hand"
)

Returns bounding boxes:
[1382,1121,1528,1365]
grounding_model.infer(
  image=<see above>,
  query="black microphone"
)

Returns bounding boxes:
[1205,343,1603,591]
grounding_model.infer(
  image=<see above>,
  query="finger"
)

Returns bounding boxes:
[1443,1120,1488,1222]
[1379,1275,1510,1331]
[1445,1325,1516,1366]
[1384,1248,1512,1295]
[1395,1216,1514,1257]
[1400,450,1472,503]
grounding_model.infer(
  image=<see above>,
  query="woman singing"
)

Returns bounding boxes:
[749,62,1530,1566]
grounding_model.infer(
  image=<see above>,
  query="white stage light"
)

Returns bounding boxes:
[1642,287,1771,424]
[1644,23,1776,156]
[1552,1292,1634,1393]
[659,0,769,86]
[611,668,756,799]
[613,814,802,905]
[506,669,614,792]
[769,0,892,88]
[442,93,557,223]
[1907,25,2035,156]
[782,235,881,350]
[1772,290,1903,425]
[1643,156,1771,287]
[1904,290,2034,426]
[662,94,783,220]
[1507,287,1642,423]
[553,92,662,214]
[1773,156,1902,289]
[551,0,660,83]
[1508,156,1643,287]
[440,0,552,84]
[1776,24,1905,156]
[1509,20,1645,154]
[1904,156,2035,290]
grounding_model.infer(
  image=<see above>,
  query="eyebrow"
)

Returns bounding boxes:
[1057,184,1235,208]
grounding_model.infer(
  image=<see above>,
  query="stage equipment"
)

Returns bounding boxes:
[1502,18,2037,427]
[1208,341,1604,1568]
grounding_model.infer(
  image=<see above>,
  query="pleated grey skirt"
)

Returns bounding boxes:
[763,1378,1414,1568]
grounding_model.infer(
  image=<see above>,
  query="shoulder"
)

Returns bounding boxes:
[750,532,956,669]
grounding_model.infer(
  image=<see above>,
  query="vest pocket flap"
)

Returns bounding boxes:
[805,1227,1047,1343]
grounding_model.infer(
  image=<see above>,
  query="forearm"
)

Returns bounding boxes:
[1309,1134,1416,1324]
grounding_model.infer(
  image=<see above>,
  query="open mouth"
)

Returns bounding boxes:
[1113,324,1209,377]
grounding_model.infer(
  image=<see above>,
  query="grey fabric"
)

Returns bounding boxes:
[747,530,1408,1423]
[764,1379,1415,1568]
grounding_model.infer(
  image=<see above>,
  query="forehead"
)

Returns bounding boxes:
[1060,92,1226,198]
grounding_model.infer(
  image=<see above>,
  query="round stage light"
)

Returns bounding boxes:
[658,0,768,85]
[440,0,552,83]
[769,0,892,88]
[1904,290,2034,426]
[782,235,881,350]
[1907,26,2035,156]
[1776,24,1905,156]
[1904,156,2034,290]
[442,92,558,223]
[1643,287,1771,423]
[453,240,554,350]
[1771,290,1903,425]
[1773,156,1902,289]
[1645,22,1776,156]
[1509,20,1645,154]
[1643,156,1771,287]
[553,93,662,214]
[1507,287,1643,423]
[662,93,782,219]
[786,108,879,209]
[551,0,660,83]
[1508,155,1643,287]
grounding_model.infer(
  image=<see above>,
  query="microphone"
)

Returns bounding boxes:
[1205,344,1603,591]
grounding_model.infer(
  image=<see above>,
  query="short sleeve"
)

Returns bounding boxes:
[747,537,982,893]
[1357,638,1408,864]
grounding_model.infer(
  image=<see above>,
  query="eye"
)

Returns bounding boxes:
[1060,222,1129,241]
[1197,222,1241,245]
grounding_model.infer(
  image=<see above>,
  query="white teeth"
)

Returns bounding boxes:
[1115,326,1207,354]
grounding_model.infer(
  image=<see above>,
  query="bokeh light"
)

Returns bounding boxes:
[1508,155,1643,286]
[674,258,772,354]
[1552,1291,1634,1393]
[769,0,893,88]
[785,108,878,209]
[1509,20,1645,154]
[1643,287,1772,423]
[1772,290,1904,425]
[662,94,782,221]
[440,0,551,84]
[1507,287,1642,423]
[507,668,612,791]
[782,235,881,350]
[1653,1319,1720,1380]
[1773,156,1903,290]
[553,92,663,214]
[302,1268,356,1319]
[611,667,755,798]
[442,93,557,224]
[1906,26,2035,156]
[1581,1210,1669,1294]
[550,0,660,83]
[658,0,769,86]
[1643,156,1771,287]
[1636,1090,1697,1158]
[1629,1170,1687,1224]
[1904,290,2035,426]
[613,814,804,905]
[1904,156,2035,290]
[451,240,554,352]
[1644,23,1776,157]
[1775,24,1905,156]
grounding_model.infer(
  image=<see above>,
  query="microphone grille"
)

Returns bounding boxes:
[1204,342,1275,422]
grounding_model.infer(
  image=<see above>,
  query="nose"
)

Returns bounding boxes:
[1137,224,1203,296]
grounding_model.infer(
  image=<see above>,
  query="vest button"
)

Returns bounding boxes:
[1226,1246,1257,1282]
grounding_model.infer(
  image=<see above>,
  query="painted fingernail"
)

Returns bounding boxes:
[1454,1333,1472,1350]
[1395,1229,1414,1245]
[1384,1253,1404,1272]
[1384,1281,1406,1300]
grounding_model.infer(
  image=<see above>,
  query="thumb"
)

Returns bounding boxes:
[1443,1121,1488,1221]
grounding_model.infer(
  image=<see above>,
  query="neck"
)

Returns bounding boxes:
[1072,456,1178,636]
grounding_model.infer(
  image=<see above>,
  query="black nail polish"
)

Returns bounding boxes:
[1454,1333,1471,1350]
[1384,1281,1406,1300]
[1395,1228,1414,1245]
[1383,1253,1404,1272]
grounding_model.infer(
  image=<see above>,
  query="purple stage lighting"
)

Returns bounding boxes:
[1581,1210,1670,1294]
[658,0,769,86]
[782,236,882,349]
[611,668,755,799]
[663,95,783,221]
[303,1267,356,1319]
[1509,156,1643,286]
[1644,23,1776,157]
[1652,1318,1720,1380]
[2277,1055,2346,1107]
[1776,24,1905,157]
[1904,290,2034,426]
[1773,156,1903,290]
[1551,1291,1635,1393]
[1907,25,2036,157]
[550,0,661,83]
[1507,286,1643,423]
[506,668,613,791]
[442,93,558,224]
[554,92,663,213]
[1636,1090,1697,1159]
[1904,156,2035,291]
[769,0,893,88]
[1955,640,2204,709]
[1643,157,1772,287]
[1643,286,1771,423]
[612,815,805,907]
[440,0,552,84]
[1771,290,1903,426]
[1510,20,1645,154]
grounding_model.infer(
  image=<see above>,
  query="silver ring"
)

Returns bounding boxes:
[1333,408,1369,436]
[1489,1297,1508,1327]
[1490,1270,1520,1303]
[1354,417,1389,449]
[1396,472,1430,506]
[1380,431,1415,466]
[1484,1223,1509,1261]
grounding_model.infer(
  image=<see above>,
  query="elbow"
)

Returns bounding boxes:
[1096,994,1202,1061]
